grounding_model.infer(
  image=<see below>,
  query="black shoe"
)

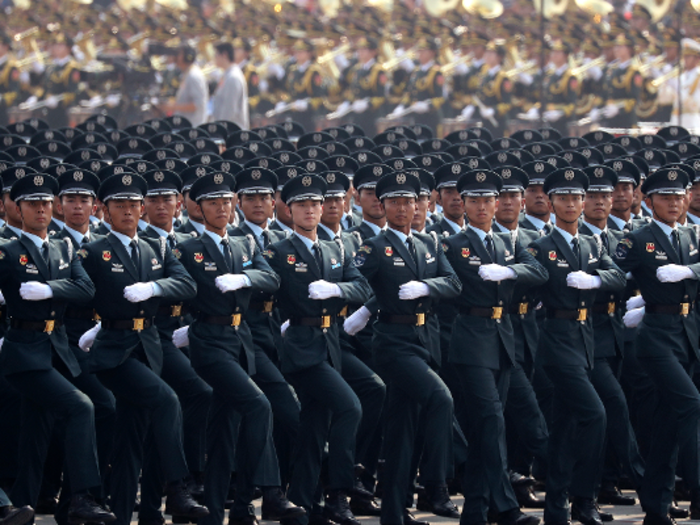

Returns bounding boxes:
[513,484,545,509]
[324,490,360,525]
[497,508,541,525]
[570,499,602,525]
[596,505,613,523]
[509,472,536,488]
[185,473,205,504]
[643,513,676,525]
[229,515,259,525]
[68,495,116,525]
[669,503,688,520]
[164,481,210,519]
[0,506,34,525]
[35,497,58,515]
[350,496,381,516]
[597,488,636,506]
[262,488,306,521]
[172,516,197,524]
[306,512,335,525]
[349,480,374,501]
[137,518,165,525]
[404,509,430,525]
[416,484,460,519]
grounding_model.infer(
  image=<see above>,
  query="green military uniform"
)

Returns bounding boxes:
[0,53,20,127]
[348,59,388,136]
[39,58,82,128]
[601,46,643,129]
[542,66,579,136]
[405,61,445,134]
[476,65,512,138]
[285,54,325,133]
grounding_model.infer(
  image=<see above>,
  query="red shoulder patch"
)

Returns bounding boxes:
[314,73,322,86]
[378,73,387,85]
[570,77,579,91]
[634,73,643,87]
[72,70,81,83]
[503,79,513,93]
[11,69,19,81]
[436,74,444,86]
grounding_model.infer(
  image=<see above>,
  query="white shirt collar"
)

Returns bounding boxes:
[387,227,410,243]
[297,60,310,73]
[554,225,578,245]
[525,214,549,231]
[5,224,23,237]
[467,224,492,241]
[420,60,435,72]
[582,220,605,235]
[53,56,71,67]
[274,219,293,233]
[22,230,48,250]
[189,220,205,234]
[244,219,266,238]
[688,211,700,225]
[293,231,318,252]
[488,64,501,76]
[110,230,138,250]
[203,229,228,246]
[64,225,90,244]
[443,216,464,234]
[608,214,627,230]
[362,58,376,70]
[318,222,340,239]
[653,219,677,237]
[149,224,172,238]
[363,220,382,236]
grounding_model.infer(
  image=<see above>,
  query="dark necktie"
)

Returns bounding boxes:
[672,230,680,257]
[406,236,417,264]
[41,242,49,264]
[601,232,609,253]
[221,238,233,271]
[571,237,580,263]
[130,239,140,272]
[167,233,176,249]
[625,222,633,232]
[81,235,89,245]
[313,243,323,272]
[485,234,495,260]
[543,223,552,235]
[261,230,270,248]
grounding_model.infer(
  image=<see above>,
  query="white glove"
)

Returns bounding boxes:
[588,108,601,122]
[352,99,369,113]
[106,94,121,108]
[478,264,517,282]
[544,109,564,122]
[0,337,3,354]
[336,101,350,113]
[172,326,189,348]
[343,306,371,336]
[518,72,534,85]
[281,319,290,336]
[461,105,476,120]
[308,280,342,300]
[274,101,287,112]
[292,99,308,112]
[656,264,695,283]
[566,271,603,290]
[623,307,645,328]
[480,107,495,119]
[45,95,59,109]
[411,101,430,114]
[19,282,54,301]
[215,274,250,292]
[626,295,646,310]
[389,104,405,117]
[123,282,157,303]
[603,104,620,119]
[78,322,101,352]
[0,291,5,305]
[24,95,38,106]
[525,106,540,120]
[398,281,430,300]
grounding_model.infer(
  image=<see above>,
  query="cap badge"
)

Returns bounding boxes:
[302,176,312,187]
[214,174,224,184]
[122,175,132,185]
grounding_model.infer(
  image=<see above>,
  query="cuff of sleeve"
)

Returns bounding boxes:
[152,282,164,297]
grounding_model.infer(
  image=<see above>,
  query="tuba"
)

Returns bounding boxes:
[425,0,460,16]
[574,0,613,15]
[634,0,673,22]
[462,0,504,18]
[532,0,567,17]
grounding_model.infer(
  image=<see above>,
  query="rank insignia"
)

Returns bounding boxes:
[646,243,655,253]
[19,254,28,265]
[0,250,5,260]
[330,258,337,265]
[172,248,181,259]
[102,251,111,261]
[548,251,557,261]
[78,248,87,259]
[287,255,296,264]
[462,247,470,258]
[194,253,204,263]
[242,255,249,263]
[385,247,393,256]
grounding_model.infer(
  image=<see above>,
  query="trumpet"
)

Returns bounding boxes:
[469,95,498,126]
[635,55,665,76]
[19,94,66,111]
[382,49,416,72]
[504,61,538,79]
[570,56,606,76]
[317,43,350,65]
[440,54,472,76]
[650,66,680,88]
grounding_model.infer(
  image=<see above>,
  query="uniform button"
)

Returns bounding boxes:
[498,300,503,305]
[50,311,55,317]
[236,307,240,312]
[581,302,585,306]
[323,328,327,334]
[322,308,327,314]
[418,303,422,307]
[139,310,144,315]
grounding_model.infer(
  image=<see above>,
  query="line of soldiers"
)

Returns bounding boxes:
[3,105,700,525]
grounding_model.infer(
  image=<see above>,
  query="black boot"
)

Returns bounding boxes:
[513,484,545,509]
[597,487,636,506]
[416,484,459,518]
[570,498,603,525]
[261,488,306,521]
[68,494,116,525]
[164,480,210,519]
[0,506,34,525]
[324,490,360,525]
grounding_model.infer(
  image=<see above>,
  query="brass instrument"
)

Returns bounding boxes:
[116,0,148,9]
[317,43,350,65]
[504,61,538,79]
[155,0,188,8]
[635,55,665,76]
[574,0,613,15]
[462,0,504,18]
[650,66,680,88]
[382,49,417,72]
[532,0,567,18]
[693,0,700,13]
[13,27,48,72]
[440,54,472,76]
[635,0,673,22]
[570,56,606,76]
[425,0,460,17]
[367,0,393,12]
[318,0,340,16]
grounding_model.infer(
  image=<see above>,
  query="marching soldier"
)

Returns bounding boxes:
[176,167,208,238]
[76,173,207,525]
[263,174,372,525]
[596,33,643,129]
[671,38,700,129]
[448,33,487,119]
[540,40,579,136]
[442,169,547,525]
[0,174,114,524]
[280,40,325,133]
[614,168,700,525]
[1,168,32,241]
[348,171,461,525]
[233,37,272,119]
[345,38,388,137]
[174,172,302,525]
[527,168,626,525]
[0,34,20,127]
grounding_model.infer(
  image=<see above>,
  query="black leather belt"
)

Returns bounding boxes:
[646,303,693,316]
[377,313,427,326]
[459,306,504,320]
[591,302,620,315]
[198,314,242,326]
[546,308,588,321]
[248,300,274,313]
[289,315,336,328]
[11,318,62,333]
[65,306,97,321]
[156,303,188,318]
[101,318,153,331]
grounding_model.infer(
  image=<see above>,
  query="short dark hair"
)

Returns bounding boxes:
[215,42,234,63]
[179,45,197,65]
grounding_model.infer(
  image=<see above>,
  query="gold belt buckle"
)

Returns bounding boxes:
[93,311,100,322]
[518,303,528,315]
[492,307,503,320]
[171,304,182,317]
[263,301,274,314]
[577,308,588,322]
[607,302,616,315]
[44,320,55,333]
[133,318,145,332]
[416,312,426,326]
[321,315,331,329]
[681,302,690,316]
[339,305,348,317]
[231,313,242,327]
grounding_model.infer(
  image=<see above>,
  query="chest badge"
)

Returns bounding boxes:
[287,255,296,264]
[385,247,393,256]
[242,254,249,263]
[102,251,111,262]
[194,253,204,263]
[646,243,655,253]
[19,254,28,265]
[462,247,470,258]
[548,251,557,261]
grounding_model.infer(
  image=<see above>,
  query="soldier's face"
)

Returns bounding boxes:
[2,194,22,226]
[59,195,96,230]
[647,193,685,225]
[18,200,52,236]
[614,45,631,62]
[105,199,144,236]
[632,185,644,208]
[145,194,180,230]
[290,199,322,232]
[684,54,700,70]
[612,182,634,213]
[438,188,465,222]
[321,196,344,225]
[689,183,700,215]
[495,191,522,225]
[234,49,247,63]
[0,44,8,57]
[184,192,204,223]
[550,50,566,67]
[412,195,430,231]
[382,196,416,230]
[295,50,311,64]
[358,188,385,221]
[464,195,497,230]
[239,193,275,227]
[358,48,373,63]
[199,197,233,231]
[549,194,584,225]
[584,191,613,222]
[524,185,549,219]
[275,191,293,226]
[418,49,434,65]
